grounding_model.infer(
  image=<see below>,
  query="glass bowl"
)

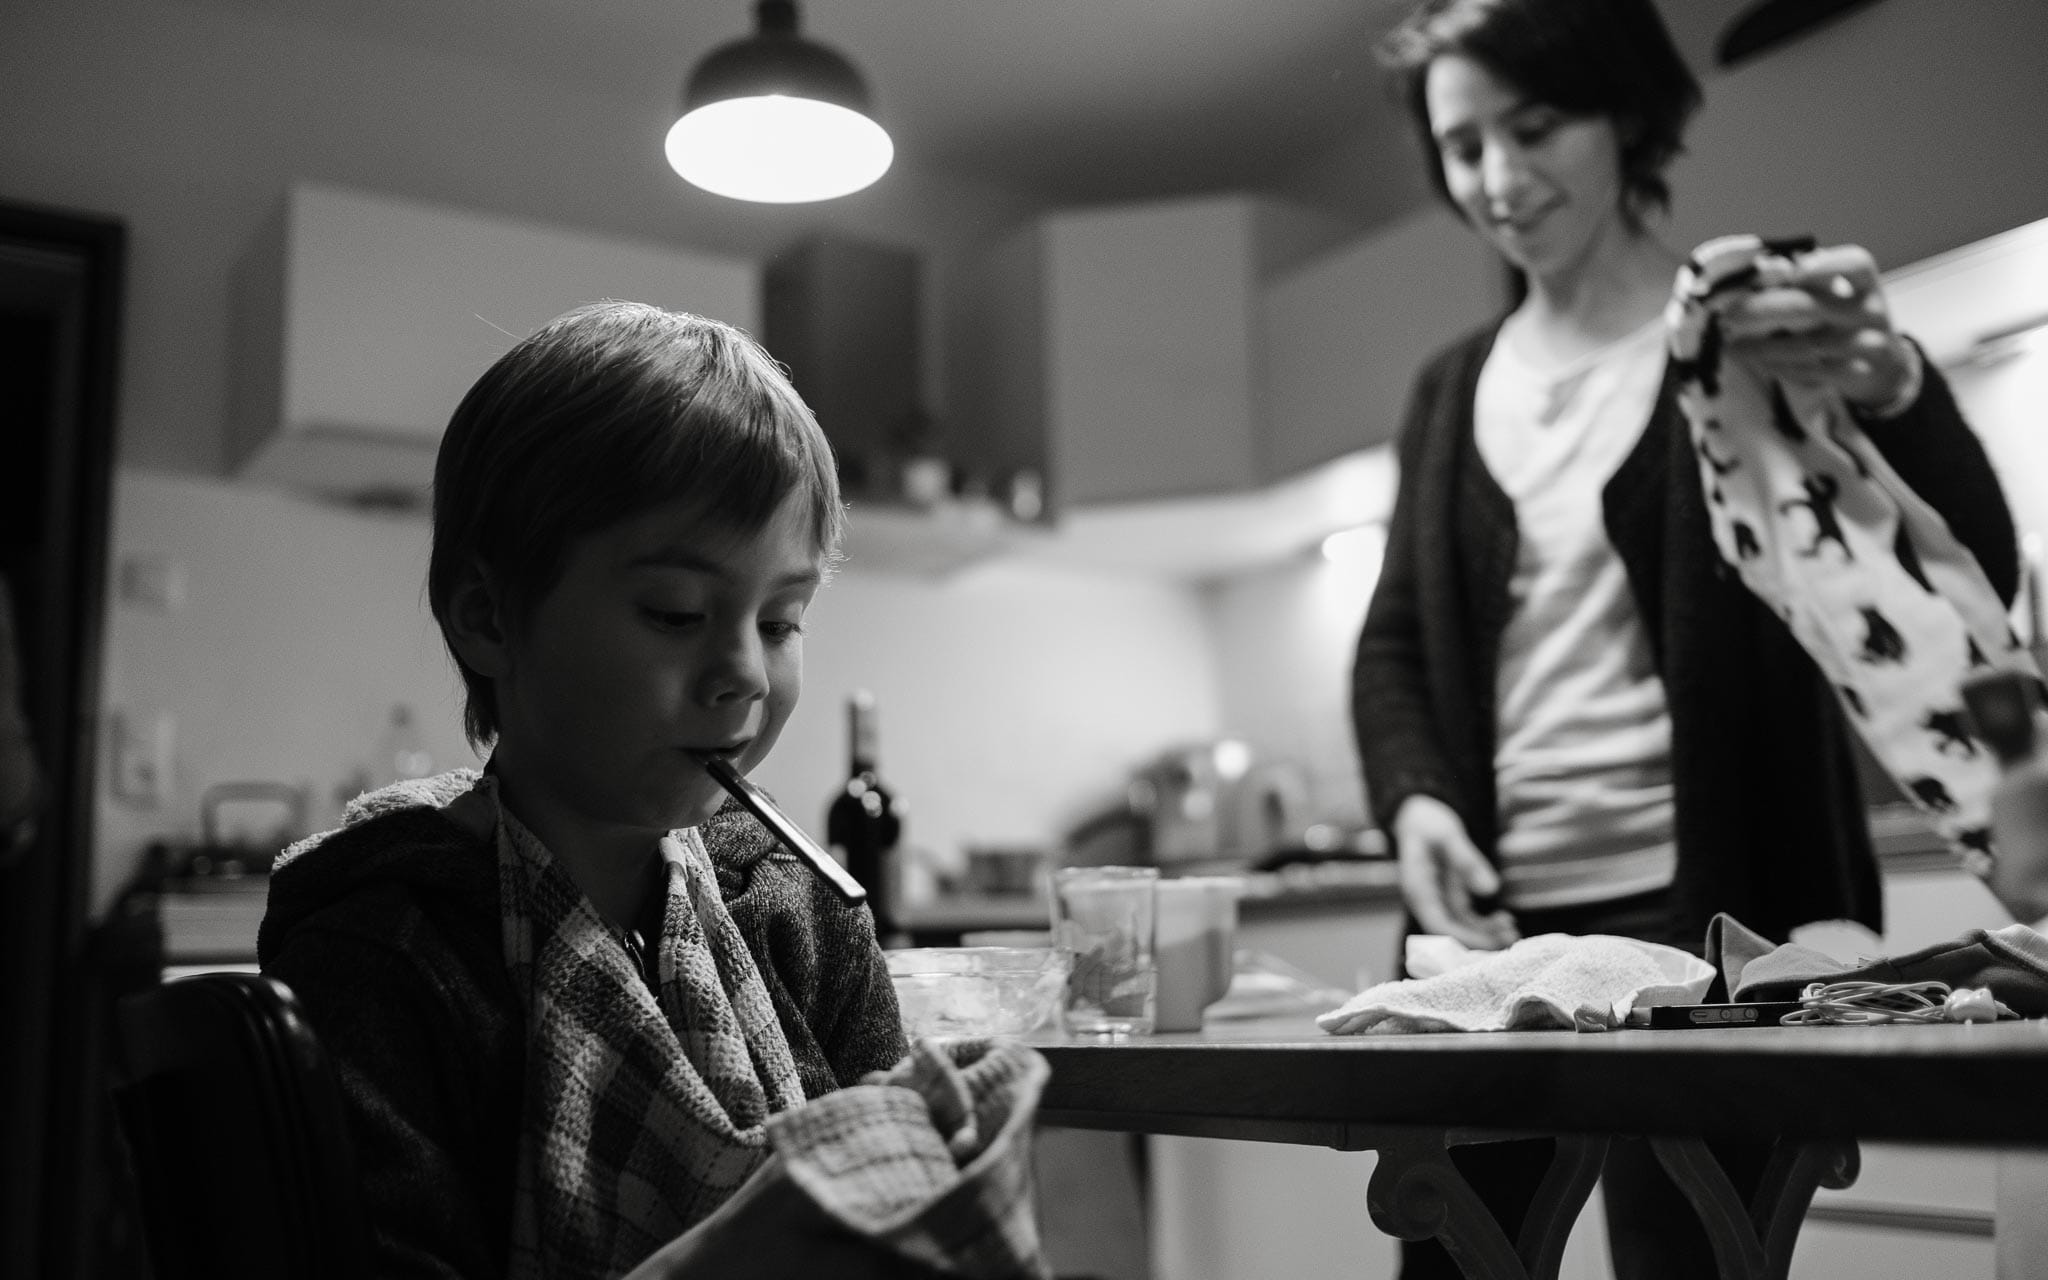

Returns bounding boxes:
[885,946,1072,1039]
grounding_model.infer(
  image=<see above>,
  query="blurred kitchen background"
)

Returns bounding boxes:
[4,0,2037,919]
[5,0,2048,1276]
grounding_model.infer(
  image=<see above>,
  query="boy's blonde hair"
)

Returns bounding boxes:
[427,301,844,749]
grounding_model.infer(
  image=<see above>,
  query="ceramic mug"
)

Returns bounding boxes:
[1153,876,1242,1033]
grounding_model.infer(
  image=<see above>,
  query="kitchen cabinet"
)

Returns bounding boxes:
[763,235,923,498]
[226,182,756,505]
[1259,207,1503,473]
[1789,840,2019,1280]
[946,194,1265,510]
[1148,889,1406,1280]
[944,197,1501,513]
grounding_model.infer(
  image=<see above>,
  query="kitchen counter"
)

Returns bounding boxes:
[896,858,1405,945]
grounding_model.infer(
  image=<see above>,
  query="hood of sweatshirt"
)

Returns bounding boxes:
[257,769,499,967]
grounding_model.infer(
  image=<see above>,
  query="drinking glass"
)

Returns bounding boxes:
[1051,865,1158,1035]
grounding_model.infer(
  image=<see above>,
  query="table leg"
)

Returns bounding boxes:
[1366,1130,1610,1280]
[1650,1135,1860,1279]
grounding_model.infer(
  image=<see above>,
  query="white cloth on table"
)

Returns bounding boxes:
[1315,933,1714,1035]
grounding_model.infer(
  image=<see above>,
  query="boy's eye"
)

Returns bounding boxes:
[761,619,805,643]
[641,607,704,630]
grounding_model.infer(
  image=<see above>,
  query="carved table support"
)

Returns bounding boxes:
[1366,1130,1610,1280]
[1651,1134,1860,1280]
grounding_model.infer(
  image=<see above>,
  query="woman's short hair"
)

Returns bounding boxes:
[1380,0,1702,223]
[427,300,844,748]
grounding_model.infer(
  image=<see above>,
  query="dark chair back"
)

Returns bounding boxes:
[111,972,371,1280]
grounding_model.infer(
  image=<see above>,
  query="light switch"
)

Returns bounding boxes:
[111,709,175,805]
[118,555,187,612]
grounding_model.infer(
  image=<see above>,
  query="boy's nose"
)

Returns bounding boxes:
[699,633,770,705]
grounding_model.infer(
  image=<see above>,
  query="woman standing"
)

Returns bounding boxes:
[1354,0,2018,1273]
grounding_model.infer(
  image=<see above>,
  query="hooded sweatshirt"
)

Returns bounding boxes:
[258,773,908,1280]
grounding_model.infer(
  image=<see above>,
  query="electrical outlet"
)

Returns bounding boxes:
[111,710,175,805]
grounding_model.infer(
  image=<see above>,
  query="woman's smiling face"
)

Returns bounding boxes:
[1425,52,1631,287]
[486,490,824,845]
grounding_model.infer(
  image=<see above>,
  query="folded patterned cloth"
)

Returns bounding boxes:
[1317,933,1714,1035]
[1706,912,2048,1015]
[764,1037,1053,1279]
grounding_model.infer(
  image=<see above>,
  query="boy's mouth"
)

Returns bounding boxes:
[690,741,751,764]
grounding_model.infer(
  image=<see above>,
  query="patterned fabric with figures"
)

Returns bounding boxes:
[1666,234,2042,876]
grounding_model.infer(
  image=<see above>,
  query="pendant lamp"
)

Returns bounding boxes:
[665,0,894,203]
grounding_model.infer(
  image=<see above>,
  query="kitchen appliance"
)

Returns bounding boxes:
[158,781,309,885]
[1117,740,1313,871]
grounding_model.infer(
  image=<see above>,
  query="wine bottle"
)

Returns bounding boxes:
[826,690,904,943]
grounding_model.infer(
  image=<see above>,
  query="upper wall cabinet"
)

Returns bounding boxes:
[947,195,1264,510]
[227,182,755,503]
[944,195,1502,513]
[1259,209,1501,475]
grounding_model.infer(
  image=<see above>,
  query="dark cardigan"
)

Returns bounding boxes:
[258,799,909,1280]
[1352,321,2019,947]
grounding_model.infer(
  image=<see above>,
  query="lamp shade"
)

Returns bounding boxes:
[666,0,894,203]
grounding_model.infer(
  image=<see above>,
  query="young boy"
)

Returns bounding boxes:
[259,301,911,1278]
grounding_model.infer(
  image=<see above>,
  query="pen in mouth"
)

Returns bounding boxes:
[692,752,867,906]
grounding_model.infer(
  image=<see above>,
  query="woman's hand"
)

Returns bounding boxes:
[1391,794,1518,950]
[1714,243,1922,416]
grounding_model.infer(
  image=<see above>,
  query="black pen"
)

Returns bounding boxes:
[695,753,867,905]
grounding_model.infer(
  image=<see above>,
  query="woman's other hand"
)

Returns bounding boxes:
[1714,243,1923,416]
[1391,794,1519,950]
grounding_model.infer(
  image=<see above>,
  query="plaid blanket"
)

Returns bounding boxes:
[767,1037,1053,1278]
[304,773,1048,1277]
[477,777,807,1279]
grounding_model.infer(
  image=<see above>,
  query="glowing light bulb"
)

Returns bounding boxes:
[666,95,892,203]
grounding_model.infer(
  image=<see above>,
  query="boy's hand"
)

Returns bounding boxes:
[1392,794,1518,951]
[1715,243,1921,416]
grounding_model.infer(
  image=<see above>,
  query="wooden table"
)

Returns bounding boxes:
[1032,1013,2048,1280]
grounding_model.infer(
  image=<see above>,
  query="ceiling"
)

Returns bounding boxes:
[193,0,1759,220]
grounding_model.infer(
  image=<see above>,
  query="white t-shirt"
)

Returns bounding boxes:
[1475,315,1677,910]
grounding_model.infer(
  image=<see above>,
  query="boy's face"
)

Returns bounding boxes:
[488,491,824,844]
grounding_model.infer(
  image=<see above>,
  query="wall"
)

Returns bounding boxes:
[92,470,1222,915]
[1201,542,1385,829]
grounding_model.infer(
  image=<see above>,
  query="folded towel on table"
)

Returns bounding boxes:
[1317,933,1714,1035]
